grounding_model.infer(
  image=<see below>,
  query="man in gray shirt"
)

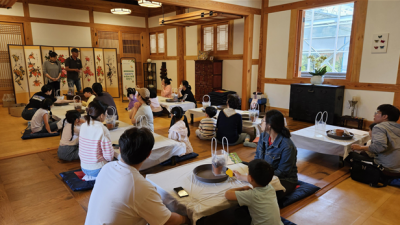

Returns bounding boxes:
[351,104,400,173]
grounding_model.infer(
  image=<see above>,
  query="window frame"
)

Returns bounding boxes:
[201,22,230,55]
[149,31,165,56]
[293,2,357,80]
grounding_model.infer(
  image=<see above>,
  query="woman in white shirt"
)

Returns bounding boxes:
[149,88,163,116]
[30,98,58,134]
[57,110,84,161]
[129,88,154,132]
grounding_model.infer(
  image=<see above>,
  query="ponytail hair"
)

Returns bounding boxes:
[265,109,290,138]
[48,50,58,58]
[182,80,191,90]
[85,100,108,125]
[170,106,190,137]
[62,110,81,141]
[162,77,172,85]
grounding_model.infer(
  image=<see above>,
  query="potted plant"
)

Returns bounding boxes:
[308,55,327,85]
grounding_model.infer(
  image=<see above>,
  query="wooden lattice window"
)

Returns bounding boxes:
[122,33,141,55]
[149,32,165,55]
[0,22,24,89]
[201,22,229,54]
[98,31,119,54]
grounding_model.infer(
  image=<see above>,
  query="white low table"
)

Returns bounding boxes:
[158,96,196,115]
[52,104,84,119]
[187,107,262,125]
[291,125,370,160]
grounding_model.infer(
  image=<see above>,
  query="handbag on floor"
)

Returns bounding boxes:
[347,152,388,188]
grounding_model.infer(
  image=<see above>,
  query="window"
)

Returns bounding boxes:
[150,32,165,55]
[298,3,354,78]
[201,22,230,54]
[122,33,141,55]
[98,31,119,54]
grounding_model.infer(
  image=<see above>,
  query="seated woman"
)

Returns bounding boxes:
[149,88,163,116]
[22,84,73,121]
[92,83,118,120]
[169,106,193,154]
[30,98,58,134]
[178,80,197,107]
[216,94,248,146]
[130,88,154,132]
[161,77,172,98]
[253,109,298,199]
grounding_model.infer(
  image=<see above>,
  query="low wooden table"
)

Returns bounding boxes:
[340,115,364,130]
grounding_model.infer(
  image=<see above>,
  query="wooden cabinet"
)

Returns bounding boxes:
[195,60,223,101]
[289,84,344,125]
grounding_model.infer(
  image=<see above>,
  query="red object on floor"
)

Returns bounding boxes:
[296,185,301,189]
[74,171,85,180]
[253,137,260,143]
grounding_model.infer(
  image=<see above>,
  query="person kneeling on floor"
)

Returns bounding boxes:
[85,127,190,225]
[196,106,217,140]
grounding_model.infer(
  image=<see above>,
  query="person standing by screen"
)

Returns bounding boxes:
[65,48,82,93]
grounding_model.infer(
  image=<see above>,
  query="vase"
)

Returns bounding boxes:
[311,76,324,85]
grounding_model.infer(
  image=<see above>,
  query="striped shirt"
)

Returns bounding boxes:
[79,120,114,170]
[199,118,217,138]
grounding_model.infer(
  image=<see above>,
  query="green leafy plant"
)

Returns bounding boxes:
[308,55,327,76]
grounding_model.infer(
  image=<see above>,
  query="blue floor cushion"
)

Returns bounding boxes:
[60,169,95,191]
[278,180,320,208]
[281,217,296,225]
[160,152,199,166]
[389,178,400,188]
[21,128,59,140]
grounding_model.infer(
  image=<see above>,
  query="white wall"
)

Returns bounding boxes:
[93,12,145,27]
[167,28,177,56]
[29,4,89,22]
[252,15,261,59]
[212,0,262,9]
[0,2,24,16]
[186,60,196,94]
[31,23,92,47]
[359,0,400,84]
[265,10,291,79]
[269,0,304,7]
[186,25,198,56]
[264,83,291,109]
[152,60,178,90]
[251,65,258,93]
[148,12,176,28]
[233,18,244,55]
[223,60,243,96]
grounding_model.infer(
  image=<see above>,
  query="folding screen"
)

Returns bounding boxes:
[8,45,29,104]
[94,48,105,87]
[80,48,96,88]
[103,48,119,97]
[24,46,44,97]
[53,47,70,95]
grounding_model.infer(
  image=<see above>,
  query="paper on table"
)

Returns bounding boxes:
[347,129,369,136]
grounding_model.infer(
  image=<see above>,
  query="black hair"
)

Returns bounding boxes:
[41,84,53,93]
[205,106,217,118]
[127,88,136,96]
[119,127,155,165]
[149,88,157,99]
[92,83,103,96]
[83,87,93,94]
[248,159,274,187]
[48,50,58,58]
[71,48,79,53]
[182,80,191,90]
[377,104,400,122]
[162,77,172,85]
[40,98,54,118]
[265,109,291,138]
[227,94,239,109]
[170,106,190,137]
[62,110,81,141]
[85,99,108,125]
[369,123,377,130]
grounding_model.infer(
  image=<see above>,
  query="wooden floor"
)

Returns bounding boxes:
[0,99,398,225]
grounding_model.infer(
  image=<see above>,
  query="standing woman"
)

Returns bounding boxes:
[178,80,197,107]
[43,50,62,98]
[161,77,172,98]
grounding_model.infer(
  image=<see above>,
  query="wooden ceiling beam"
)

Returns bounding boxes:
[148,5,177,17]
[154,0,261,16]
[5,0,18,8]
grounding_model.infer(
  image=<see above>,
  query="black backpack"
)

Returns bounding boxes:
[347,152,388,187]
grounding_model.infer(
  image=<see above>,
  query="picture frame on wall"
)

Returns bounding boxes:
[53,47,70,95]
[121,57,137,102]
[371,33,389,53]
[23,46,44,97]
[80,48,96,89]
[103,48,119,98]
[8,45,30,104]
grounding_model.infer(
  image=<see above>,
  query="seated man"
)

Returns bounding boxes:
[351,104,400,173]
[85,127,190,225]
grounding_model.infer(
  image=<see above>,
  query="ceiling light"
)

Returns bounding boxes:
[138,0,162,8]
[111,8,132,15]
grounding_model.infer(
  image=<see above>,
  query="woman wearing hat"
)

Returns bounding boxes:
[130,88,154,132]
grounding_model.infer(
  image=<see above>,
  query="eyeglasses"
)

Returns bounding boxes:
[374,111,381,116]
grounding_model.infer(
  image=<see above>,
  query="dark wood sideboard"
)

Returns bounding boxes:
[194,60,223,102]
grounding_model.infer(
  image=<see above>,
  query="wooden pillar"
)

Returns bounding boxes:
[176,7,185,86]
[242,14,254,110]
[140,32,150,88]
[22,0,32,45]
[257,0,268,92]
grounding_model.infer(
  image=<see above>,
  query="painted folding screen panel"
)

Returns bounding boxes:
[24,46,44,97]
[80,48,96,88]
[103,48,119,97]
[9,45,29,103]
[53,47,69,95]
[94,48,105,86]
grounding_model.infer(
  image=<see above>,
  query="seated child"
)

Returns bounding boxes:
[126,88,138,111]
[30,98,58,134]
[57,110,84,161]
[196,106,217,140]
[169,106,193,154]
[79,100,114,180]
[226,159,283,225]
[82,87,95,107]
[149,88,163,116]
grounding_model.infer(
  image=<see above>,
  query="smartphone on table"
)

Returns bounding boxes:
[174,187,189,198]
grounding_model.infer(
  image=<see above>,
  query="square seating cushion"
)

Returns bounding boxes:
[389,178,400,188]
[59,169,95,191]
[278,180,320,208]
[160,152,199,166]
[21,128,59,140]
[281,217,296,225]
